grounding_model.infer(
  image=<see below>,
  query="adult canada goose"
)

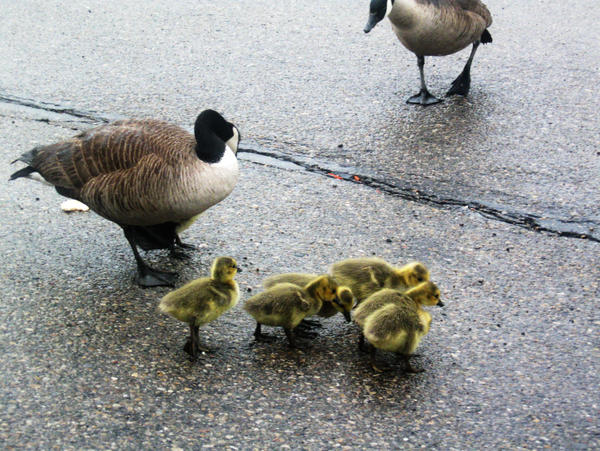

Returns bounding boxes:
[159,256,239,359]
[364,0,493,105]
[9,110,240,287]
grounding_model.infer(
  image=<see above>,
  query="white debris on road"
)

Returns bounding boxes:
[60,199,89,212]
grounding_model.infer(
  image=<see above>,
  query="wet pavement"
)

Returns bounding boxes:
[1,0,599,449]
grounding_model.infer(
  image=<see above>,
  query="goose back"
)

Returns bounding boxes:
[389,0,492,56]
[17,119,239,226]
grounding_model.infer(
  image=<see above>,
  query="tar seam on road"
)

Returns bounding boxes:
[2,91,599,244]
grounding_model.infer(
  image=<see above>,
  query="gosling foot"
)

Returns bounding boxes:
[369,347,389,372]
[253,323,277,342]
[184,339,211,354]
[283,328,313,349]
[371,362,392,373]
[403,355,425,373]
[298,318,323,329]
[358,333,370,352]
[294,328,319,339]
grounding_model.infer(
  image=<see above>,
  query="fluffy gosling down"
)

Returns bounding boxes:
[244,275,340,348]
[353,282,442,329]
[159,257,239,359]
[263,273,354,322]
[330,257,429,304]
[361,281,443,373]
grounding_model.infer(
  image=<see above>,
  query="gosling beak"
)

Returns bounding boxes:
[343,311,352,323]
[236,267,243,273]
[437,300,444,307]
[364,14,379,33]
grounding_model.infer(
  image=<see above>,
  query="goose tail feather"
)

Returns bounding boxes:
[9,165,36,181]
[9,146,42,181]
[481,29,492,44]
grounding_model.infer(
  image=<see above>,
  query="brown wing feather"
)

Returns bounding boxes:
[453,0,492,27]
[28,119,195,199]
[24,119,197,222]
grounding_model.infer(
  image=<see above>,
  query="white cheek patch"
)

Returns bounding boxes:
[225,127,240,154]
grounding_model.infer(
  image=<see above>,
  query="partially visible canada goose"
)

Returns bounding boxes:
[10,110,240,287]
[364,0,493,105]
[244,275,339,348]
[363,282,443,372]
[330,257,429,304]
[159,256,239,359]
[353,282,441,350]
[263,272,354,322]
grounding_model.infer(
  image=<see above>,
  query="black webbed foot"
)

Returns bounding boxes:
[184,339,211,354]
[183,339,197,359]
[175,234,197,250]
[407,89,442,106]
[254,333,277,342]
[358,333,371,352]
[296,318,323,332]
[294,328,319,339]
[136,265,177,288]
[371,361,392,373]
[170,235,196,259]
[447,70,471,97]
[370,350,390,372]
[403,355,425,373]
[253,323,277,342]
[169,247,192,260]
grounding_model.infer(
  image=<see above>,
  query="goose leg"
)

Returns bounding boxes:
[123,227,177,287]
[407,55,442,106]
[253,323,276,342]
[447,41,480,97]
[175,234,197,250]
[183,324,200,359]
[283,328,298,348]
[402,354,425,373]
[358,332,369,352]
[169,234,197,259]
[370,346,389,372]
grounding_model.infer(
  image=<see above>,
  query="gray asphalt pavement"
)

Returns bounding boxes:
[1,0,599,449]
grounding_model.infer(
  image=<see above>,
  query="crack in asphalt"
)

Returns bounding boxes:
[0,93,116,124]
[237,146,600,243]
[2,92,598,244]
